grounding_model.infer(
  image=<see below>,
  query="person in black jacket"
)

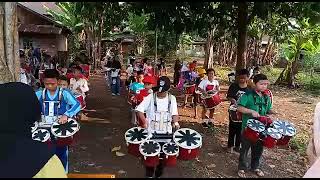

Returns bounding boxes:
[173,59,182,87]
[110,57,122,95]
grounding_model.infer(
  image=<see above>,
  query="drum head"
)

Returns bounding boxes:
[31,121,38,133]
[139,140,161,157]
[51,119,80,138]
[32,129,50,142]
[162,142,179,156]
[272,120,296,136]
[266,128,282,140]
[173,128,202,150]
[125,127,149,144]
[247,119,265,132]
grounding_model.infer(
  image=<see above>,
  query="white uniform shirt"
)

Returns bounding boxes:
[70,78,89,97]
[198,79,220,92]
[136,93,178,134]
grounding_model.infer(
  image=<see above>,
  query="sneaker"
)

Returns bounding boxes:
[112,93,116,96]
[117,93,121,96]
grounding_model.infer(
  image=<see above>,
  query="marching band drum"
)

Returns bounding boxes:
[125,127,149,157]
[139,140,161,167]
[173,128,202,160]
[162,142,179,166]
[75,93,86,110]
[262,128,282,148]
[201,91,222,109]
[183,83,196,95]
[272,120,296,146]
[243,119,266,143]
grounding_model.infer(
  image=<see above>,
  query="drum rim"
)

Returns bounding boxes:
[139,140,161,157]
[266,128,282,140]
[272,120,296,136]
[247,119,265,132]
[32,128,50,142]
[125,127,149,144]
[183,83,196,88]
[200,92,218,99]
[162,142,179,156]
[50,118,80,138]
[173,128,202,149]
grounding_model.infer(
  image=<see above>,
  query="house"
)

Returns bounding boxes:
[101,32,136,56]
[17,2,71,61]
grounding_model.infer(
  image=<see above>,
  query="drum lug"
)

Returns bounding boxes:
[188,149,191,154]
[144,156,147,160]
[166,155,168,159]
[126,142,129,146]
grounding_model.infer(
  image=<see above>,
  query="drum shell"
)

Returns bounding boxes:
[184,85,196,95]
[164,154,178,167]
[276,135,292,146]
[258,116,273,127]
[143,155,160,167]
[202,94,221,109]
[243,127,260,143]
[178,147,200,160]
[127,143,141,157]
[263,135,277,148]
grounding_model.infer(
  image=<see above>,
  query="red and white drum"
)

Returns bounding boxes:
[32,128,51,143]
[162,142,179,166]
[173,128,202,160]
[263,128,282,148]
[125,127,149,157]
[243,119,265,143]
[139,140,161,167]
[184,83,196,95]
[75,94,86,110]
[272,120,296,146]
[229,105,242,122]
[51,118,80,146]
[201,91,222,109]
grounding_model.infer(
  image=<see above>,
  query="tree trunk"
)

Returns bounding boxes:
[204,27,216,69]
[0,2,20,84]
[236,1,248,71]
[261,37,271,65]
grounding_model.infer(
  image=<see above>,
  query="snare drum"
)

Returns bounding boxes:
[173,128,202,160]
[32,128,51,143]
[31,122,39,133]
[51,119,80,146]
[258,116,273,127]
[139,140,161,167]
[263,128,282,148]
[272,120,296,146]
[125,127,149,157]
[75,94,86,110]
[201,92,221,109]
[184,83,196,95]
[243,119,265,143]
[162,142,179,166]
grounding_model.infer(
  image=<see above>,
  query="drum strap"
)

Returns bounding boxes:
[42,88,63,116]
[153,92,172,113]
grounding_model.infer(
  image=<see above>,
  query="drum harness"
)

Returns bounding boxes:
[151,92,173,139]
[41,87,63,125]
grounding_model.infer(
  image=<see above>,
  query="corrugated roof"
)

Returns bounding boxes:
[18,24,62,34]
[18,2,62,15]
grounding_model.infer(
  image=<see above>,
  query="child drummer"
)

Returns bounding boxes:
[35,69,81,173]
[226,69,250,153]
[198,68,220,128]
[237,74,272,178]
[136,76,180,178]
[193,67,206,119]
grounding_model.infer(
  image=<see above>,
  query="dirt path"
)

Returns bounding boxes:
[69,72,312,178]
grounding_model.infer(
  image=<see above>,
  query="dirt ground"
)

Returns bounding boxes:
[69,71,319,178]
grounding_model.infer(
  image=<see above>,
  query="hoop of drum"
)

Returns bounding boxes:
[31,118,80,146]
[243,117,296,148]
[125,127,202,167]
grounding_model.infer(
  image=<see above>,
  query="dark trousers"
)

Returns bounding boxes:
[111,77,120,94]
[145,159,165,178]
[227,118,242,148]
[173,71,180,86]
[238,136,264,171]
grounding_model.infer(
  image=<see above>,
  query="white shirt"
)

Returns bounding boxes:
[126,66,134,77]
[20,68,29,85]
[198,79,220,92]
[70,78,89,97]
[136,93,178,134]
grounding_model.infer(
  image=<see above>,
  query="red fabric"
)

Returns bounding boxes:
[66,73,86,80]
[134,88,150,105]
[143,75,156,85]
[206,85,215,91]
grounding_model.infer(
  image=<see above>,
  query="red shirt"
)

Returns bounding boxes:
[134,89,150,105]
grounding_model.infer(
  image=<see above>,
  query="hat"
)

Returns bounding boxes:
[143,75,156,85]
[197,68,206,75]
[153,76,171,93]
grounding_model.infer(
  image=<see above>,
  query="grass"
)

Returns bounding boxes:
[289,132,310,156]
